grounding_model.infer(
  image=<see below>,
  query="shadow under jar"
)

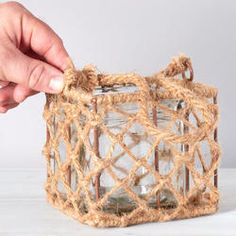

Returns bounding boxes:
[54,83,187,216]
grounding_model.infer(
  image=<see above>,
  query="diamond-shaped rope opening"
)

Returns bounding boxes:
[88,159,155,212]
[101,187,138,216]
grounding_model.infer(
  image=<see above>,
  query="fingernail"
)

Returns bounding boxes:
[49,76,64,92]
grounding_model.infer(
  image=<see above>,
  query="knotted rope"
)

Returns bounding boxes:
[43,54,220,227]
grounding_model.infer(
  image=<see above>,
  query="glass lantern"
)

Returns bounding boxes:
[54,83,187,215]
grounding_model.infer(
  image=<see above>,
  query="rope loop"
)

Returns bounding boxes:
[161,54,194,81]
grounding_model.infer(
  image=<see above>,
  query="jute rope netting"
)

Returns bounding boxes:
[43,55,220,227]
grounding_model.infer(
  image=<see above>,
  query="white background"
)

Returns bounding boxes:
[0,0,235,168]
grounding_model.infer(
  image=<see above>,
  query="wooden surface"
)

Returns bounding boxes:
[0,168,235,236]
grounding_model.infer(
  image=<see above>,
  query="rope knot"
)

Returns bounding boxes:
[64,65,98,93]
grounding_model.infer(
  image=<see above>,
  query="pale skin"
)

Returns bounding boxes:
[0,1,69,113]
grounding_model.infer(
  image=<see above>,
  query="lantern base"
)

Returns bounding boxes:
[46,189,219,227]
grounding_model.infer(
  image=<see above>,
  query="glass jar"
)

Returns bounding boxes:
[54,84,186,215]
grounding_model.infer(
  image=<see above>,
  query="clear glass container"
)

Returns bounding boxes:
[54,84,186,215]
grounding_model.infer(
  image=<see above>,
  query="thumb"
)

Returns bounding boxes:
[1,47,65,93]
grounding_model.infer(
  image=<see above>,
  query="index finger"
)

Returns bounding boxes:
[20,6,70,71]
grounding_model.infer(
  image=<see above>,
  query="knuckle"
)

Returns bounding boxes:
[57,36,63,45]
[0,2,26,50]
[28,64,45,90]
[51,43,63,57]
[0,1,24,10]
[0,2,25,20]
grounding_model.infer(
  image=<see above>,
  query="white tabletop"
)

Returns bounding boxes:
[0,168,235,236]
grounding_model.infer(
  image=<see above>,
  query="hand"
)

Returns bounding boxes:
[0,1,69,113]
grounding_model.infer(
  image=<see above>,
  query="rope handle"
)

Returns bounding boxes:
[62,65,151,97]
[62,55,194,96]
[160,54,194,81]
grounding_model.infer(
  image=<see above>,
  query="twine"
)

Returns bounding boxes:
[43,55,220,227]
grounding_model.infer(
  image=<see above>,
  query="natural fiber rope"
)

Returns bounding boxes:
[43,54,220,227]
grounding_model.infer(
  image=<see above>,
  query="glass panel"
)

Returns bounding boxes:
[53,85,186,214]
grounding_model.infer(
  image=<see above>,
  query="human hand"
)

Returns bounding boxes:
[0,1,69,113]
